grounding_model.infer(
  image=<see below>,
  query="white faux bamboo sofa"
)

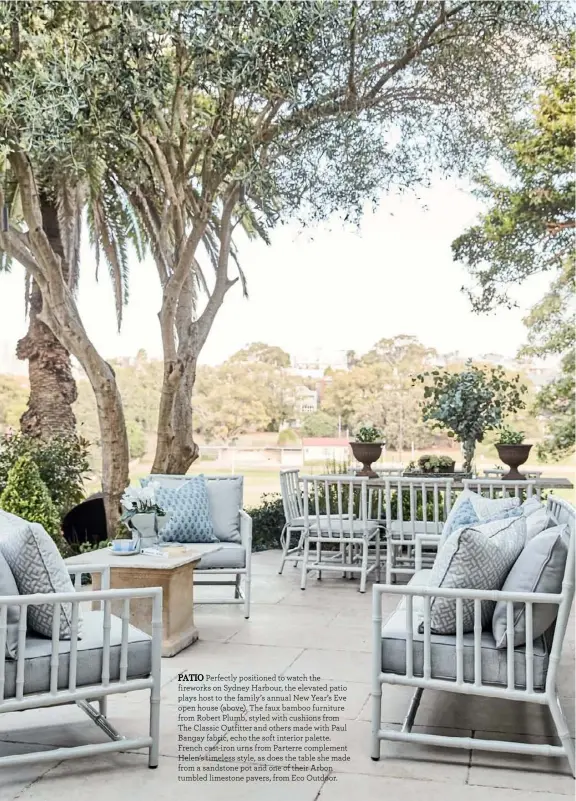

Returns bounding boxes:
[142,474,252,617]
[371,493,576,775]
[0,509,162,771]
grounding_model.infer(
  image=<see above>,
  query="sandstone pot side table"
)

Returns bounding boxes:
[66,544,222,656]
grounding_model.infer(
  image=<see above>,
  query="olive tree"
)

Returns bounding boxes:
[98,0,570,475]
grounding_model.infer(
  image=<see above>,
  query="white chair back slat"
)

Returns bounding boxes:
[463,478,539,500]
[385,477,454,540]
[280,469,303,524]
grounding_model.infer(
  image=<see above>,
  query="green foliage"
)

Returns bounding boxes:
[414,361,527,471]
[0,454,65,550]
[453,42,575,458]
[301,411,338,438]
[277,429,299,446]
[194,360,299,443]
[416,455,455,472]
[0,376,28,428]
[534,354,575,460]
[0,431,90,517]
[355,425,382,444]
[230,344,291,368]
[323,336,436,451]
[246,494,285,552]
[497,427,525,445]
[127,420,146,461]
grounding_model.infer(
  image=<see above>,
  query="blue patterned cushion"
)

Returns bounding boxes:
[440,500,522,550]
[444,499,478,539]
[156,477,217,543]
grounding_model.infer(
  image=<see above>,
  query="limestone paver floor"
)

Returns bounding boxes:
[1,548,574,800]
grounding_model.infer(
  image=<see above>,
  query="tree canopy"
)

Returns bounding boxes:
[453,40,575,458]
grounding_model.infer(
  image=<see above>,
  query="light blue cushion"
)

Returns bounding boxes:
[442,502,522,545]
[443,499,478,539]
[156,477,218,543]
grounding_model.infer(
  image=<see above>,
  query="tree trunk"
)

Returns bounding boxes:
[151,189,238,476]
[39,301,129,536]
[462,438,476,474]
[2,155,130,538]
[16,196,77,438]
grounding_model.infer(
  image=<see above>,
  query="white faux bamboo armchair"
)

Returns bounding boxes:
[384,477,453,584]
[372,494,576,775]
[300,475,381,593]
[0,564,162,770]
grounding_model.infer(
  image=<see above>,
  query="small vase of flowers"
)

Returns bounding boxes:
[118,482,167,550]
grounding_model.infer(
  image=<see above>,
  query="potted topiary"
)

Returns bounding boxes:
[417,454,456,474]
[495,427,532,480]
[350,425,384,478]
[413,361,527,475]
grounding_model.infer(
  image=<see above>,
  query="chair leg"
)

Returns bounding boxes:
[385,539,393,585]
[243,570,251,619]
[278,524,289,575]
[300,535,310,590]
[548,692,575,777]
[375,531,381,583]
[371,683,382,761]
[316,540,322,580]
[149,688,160,768]
[293,531,304,568]
[234,574,241,599]
[98,697,107,718]
[360,539,368,593]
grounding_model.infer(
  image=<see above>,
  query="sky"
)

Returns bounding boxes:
[0,178,550,374]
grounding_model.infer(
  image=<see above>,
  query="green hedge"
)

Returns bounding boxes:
[246,493,285,551]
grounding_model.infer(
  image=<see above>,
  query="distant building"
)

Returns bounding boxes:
[296,386,318,416]
[302,437,350,462]
[290,348,348,375]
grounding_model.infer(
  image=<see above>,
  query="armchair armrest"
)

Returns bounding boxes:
[373,582,562,605]
[67,563,111,590]
[240,510,252,559]
[414,534,442,571]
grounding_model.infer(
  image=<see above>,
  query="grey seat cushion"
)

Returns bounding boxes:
[310,521,379,537]
[197,543,246,570]
[290,514,353,529]
[3,610,151,699]
[382,590,550,691]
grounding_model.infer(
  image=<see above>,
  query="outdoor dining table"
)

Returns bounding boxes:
[335,475,574,492]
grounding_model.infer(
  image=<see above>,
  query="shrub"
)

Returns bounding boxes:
[127,420,147,460]
[301,411,338,438]
[355,425,382,443]
[0,431,90,517]
[277,428,299,446]
[496,427,525,445]
[416,454,455,472]
[0,455,68,552]
[246,493,285,551]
